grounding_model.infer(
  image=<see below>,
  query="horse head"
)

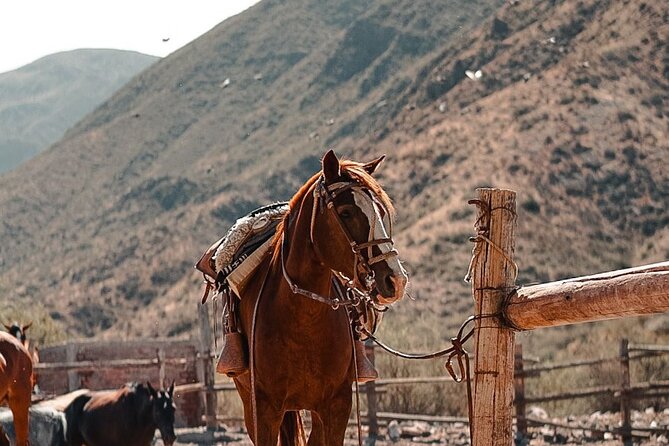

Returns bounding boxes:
[3,321,32,347]
[146,381,176,446]
[310,150,408,305]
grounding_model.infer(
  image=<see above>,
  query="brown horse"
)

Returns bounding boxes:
[64,381,177,446]
[4,322,39,388]
[233,150,408,445]
[0,331,33,446]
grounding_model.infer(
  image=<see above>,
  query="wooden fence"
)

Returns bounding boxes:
[514,340,669,442]
[347,338,669,442]
[192,335,669,442]
[469,188,669,445]
[35,306,219,428]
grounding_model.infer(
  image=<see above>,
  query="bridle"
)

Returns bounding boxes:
[281,176,399,308]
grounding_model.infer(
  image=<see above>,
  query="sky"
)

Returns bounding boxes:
[0,0,261,74]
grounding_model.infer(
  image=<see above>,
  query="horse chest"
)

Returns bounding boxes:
[253,302,353,401]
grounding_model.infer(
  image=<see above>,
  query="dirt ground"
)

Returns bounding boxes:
[160,407,669,445]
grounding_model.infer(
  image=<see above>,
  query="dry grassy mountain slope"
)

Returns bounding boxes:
[0,49,158,173]
[0,0,503,338]
[343,0,669,355]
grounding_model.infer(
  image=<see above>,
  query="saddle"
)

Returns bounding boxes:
[195,202,289,302]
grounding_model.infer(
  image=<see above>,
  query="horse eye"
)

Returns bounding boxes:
[338,207,355,219]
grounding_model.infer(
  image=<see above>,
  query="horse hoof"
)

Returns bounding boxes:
[216,332,249,377]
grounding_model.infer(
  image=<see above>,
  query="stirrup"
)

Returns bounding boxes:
[216,332,248,377]
[354,339,378,383]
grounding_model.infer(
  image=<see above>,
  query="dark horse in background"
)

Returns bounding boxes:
[64,381,177,446]
[0,332,33,446]
[234,150,408,445]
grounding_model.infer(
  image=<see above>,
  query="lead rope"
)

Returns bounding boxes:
[348,318,364,446]
[361,314,502,443]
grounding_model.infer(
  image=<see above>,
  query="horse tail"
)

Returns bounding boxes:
[279,411,305,446]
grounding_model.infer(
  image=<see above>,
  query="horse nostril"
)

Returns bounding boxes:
[384,275,395,294]
[390,274,407,299]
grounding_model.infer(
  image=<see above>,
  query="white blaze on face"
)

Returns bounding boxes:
[352,189,407,280]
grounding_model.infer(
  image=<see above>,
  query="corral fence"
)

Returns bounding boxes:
[35,305,219,428]
[337,337,669,443]
[514,340,669,441]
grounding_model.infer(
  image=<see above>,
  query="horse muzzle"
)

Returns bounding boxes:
[162,432,177,446]
[375,270,408,305]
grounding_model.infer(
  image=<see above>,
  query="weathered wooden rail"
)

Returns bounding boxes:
[35,308,219,428]
[514,339,669,441]
[469,187,669,445]
[354,338,669,442]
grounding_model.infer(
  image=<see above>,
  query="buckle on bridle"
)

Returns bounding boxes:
[364,271,375,290]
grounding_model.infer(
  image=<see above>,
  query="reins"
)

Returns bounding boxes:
[358,314,504,441]
[249,262,273,444]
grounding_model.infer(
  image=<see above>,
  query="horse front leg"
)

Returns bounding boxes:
[313,385,353,446]
[235,378,283,446]
[307,412,324,446]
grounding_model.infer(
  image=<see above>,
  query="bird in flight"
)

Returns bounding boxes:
[162,37,170,42]
[465,69,483,80]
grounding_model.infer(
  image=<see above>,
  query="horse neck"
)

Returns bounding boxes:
[282,190,333,308]
[131,389,156,427]
[135,399,158,442]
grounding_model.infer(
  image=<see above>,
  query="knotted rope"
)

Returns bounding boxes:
[464,199,519,284]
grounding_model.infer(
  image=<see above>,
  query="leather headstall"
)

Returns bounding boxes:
[281,176,398,310]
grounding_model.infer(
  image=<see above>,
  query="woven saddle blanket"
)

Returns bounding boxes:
[196,202,289,298]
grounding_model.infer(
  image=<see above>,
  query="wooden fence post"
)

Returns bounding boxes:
[157,347,166,388]
[365,339,378,446]
[66,343,79,391]
[198,302,218,431]
[620,338,632,446]
[514,343,527,441]
[471,188,517,445]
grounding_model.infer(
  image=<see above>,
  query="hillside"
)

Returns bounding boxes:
[0,0,667,362]
[0,49,157,173]
[345,0,669,354]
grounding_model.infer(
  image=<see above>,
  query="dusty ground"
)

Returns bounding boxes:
[158,407,669,445]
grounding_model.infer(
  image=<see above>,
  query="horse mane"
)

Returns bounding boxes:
[270,159,395,259]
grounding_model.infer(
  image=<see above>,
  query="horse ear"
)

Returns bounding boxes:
[168,380,175,397]
[362,155,386,175]
[322,149,341,183]
[22,321,33,332]
[2,323,11,331]
[146,381,158,398]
